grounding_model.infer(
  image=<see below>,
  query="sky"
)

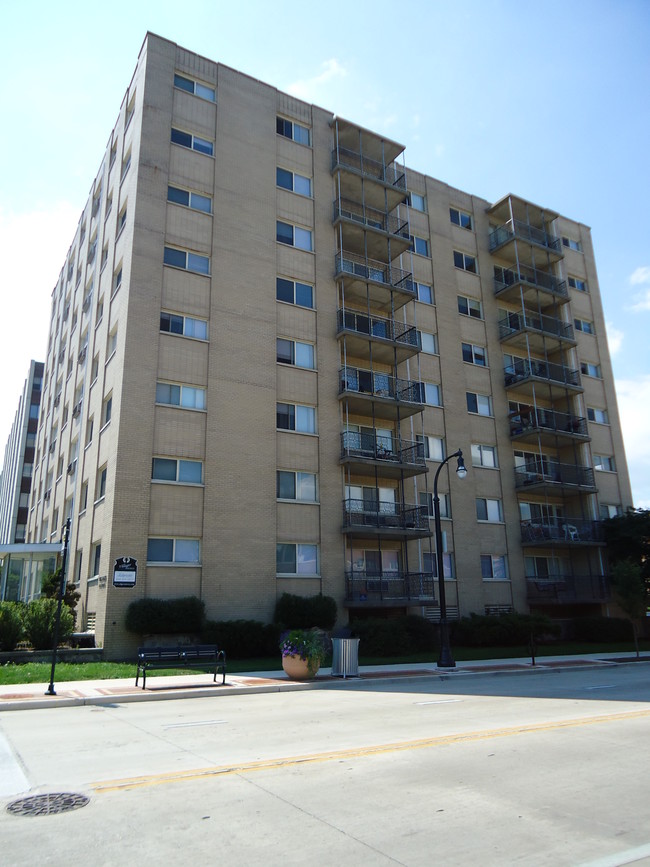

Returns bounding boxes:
[1,0,649,506]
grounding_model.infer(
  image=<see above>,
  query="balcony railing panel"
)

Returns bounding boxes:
[340,431,426,468]
[515,462,595,489]
[493,264,567,298]
[345,571,435,603]
[509,408,588,438]
[339,366,424,405]
[333,198,409,239]
[499,311,574,342]
[332,146,407,191]
[335,251,414,293]
[526,574,610,604]
[337,309,420,348]
[504,358,581,389]
[520,518,603,545]
[343,500,430,532]
[489,219,562,254]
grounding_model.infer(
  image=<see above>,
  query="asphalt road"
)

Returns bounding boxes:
[2,664,650,866]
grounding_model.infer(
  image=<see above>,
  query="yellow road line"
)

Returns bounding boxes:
[91,707,650,793]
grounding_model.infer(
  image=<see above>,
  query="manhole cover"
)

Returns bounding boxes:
[6,793,90,817]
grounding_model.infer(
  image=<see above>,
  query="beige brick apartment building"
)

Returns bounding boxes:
[25,33,632,657]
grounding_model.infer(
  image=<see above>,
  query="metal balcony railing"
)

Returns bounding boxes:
[333,197,409,238]
[343,499,430,532]
[332,147,407,191]
[335,251,414,292]
[337,309,420,348]
[499,311,574,342]
[514,462,595,489]
[345,571,435,603]
[489,219,562,254]
[504,358,581,388]
[339,366,424,405]
[526,574,610,604]
[520,518,603,544]
[509,408,588,438]
[493,264,568,298]
[340,431,426,468]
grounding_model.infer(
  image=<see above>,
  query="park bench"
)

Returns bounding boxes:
[135,645,226,689]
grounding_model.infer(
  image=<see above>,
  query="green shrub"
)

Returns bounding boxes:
[572,616,631,643]
[452,613,559,647]
[0,602,24,651]
[274,593,337,630]
[201,619,280,657]
[125,596,205,635]
[41,570,81,625]
[348,616,435,656]
[22,598,74,650]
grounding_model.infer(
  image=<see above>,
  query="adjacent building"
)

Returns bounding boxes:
[22,34,632,657]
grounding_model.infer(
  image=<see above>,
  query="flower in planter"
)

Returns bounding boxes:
[279,629,324,677]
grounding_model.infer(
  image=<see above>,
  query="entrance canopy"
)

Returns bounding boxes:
[0,543,60,603]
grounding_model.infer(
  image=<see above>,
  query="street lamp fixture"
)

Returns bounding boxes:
[433,449,466,668]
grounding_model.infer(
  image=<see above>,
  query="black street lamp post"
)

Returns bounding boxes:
[433,449,467,668]
[45,517,71,696]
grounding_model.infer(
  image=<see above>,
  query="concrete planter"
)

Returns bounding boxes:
[281,654,320,680]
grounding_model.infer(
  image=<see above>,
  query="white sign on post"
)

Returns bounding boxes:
[113,556,137,587]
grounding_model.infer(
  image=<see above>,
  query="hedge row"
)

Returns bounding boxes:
[0,599,75,651]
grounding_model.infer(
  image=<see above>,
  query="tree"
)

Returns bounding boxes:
[603,509,650,655]
[41,569,80,628]
[610,561,646,658]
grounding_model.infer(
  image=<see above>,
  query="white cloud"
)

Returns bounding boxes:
[614,375,650,509]
[605,321,623,355]
[287,59,347,100]
[627,266,650,310]
[629,290,650,312]
[629,266,650,286]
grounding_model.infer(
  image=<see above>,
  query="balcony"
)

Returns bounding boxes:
[333,197,411,259]
[340,431,427,479]
[514,462,596,494]
[331,146,407,211]
[335,251,414,311]
[339,366,425,420]
[520,518,604,547]
[345,571,435,606]
[489,219,563,264]
[499,310,575,352]
[337,308,421,363]
[509,407,589,445]
[494,264,568,304]
[526,574,610,605]
[504,358,582,397]
[342,500,431,538]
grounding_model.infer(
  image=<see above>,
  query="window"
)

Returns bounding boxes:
[92,543,102,577]
[423,551,455,580]
[562,236,582,252]
[276,471,318,502]
[593,454,615,472]
[450,208,472,230]
[453,251,477,273]
[276,402,316,433]
[457,295,482,318]
[167,185,212,214]
[102,394,112,427]
[100,245,108,271]
[409,193,426,211]
[587,407,609,424]
[420,382,441,406]
[568,276,588,292]
[471,444,497,468]
[481,555,508,581]
[170,127,214,156]
[117,205,127,236]
[574,318,594,334]
[173,73,216,102]
[419,491,450,518]
[276,168,312,197]
[80,481,88,513]
[160,312,208,340]
[476,498,503,522]
[417,435,445,461]
[410,235,430,256]
[276,116,310,146]
[525,555,565,580]
[276,543,318,575]
[156,382,206,410]
[462,343,487,366]
[96,296,104,324]
[581,361,602,379]
[276,338,315,368]
[421,332,438,354]
[466,392,493,416]
[95,466,107,502]
[91,354,99,383]
[276,221,313,251]
[599,504,623,520]
[152,457,203,484]
[163,246,210,275]
[125,94,135,129]
[415,282,434,304]
[147,538,201,564]
[107,326,118,358]
[121,149,131,181]
[113,266,123,293]
[276,277,314,308]
[109,141,117,169]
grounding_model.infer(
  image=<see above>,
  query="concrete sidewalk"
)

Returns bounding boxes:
[1,652,647,712]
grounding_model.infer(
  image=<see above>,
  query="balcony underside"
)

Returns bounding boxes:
[505,372,583,399]
[515,475,597,497]
[334,168,407,214]
[336,253,415,312]
[490,234,564,266]
[494,274,569,305]
[526,575,610,605]
[338,328,420,365]
[339,390,423,420]
[340,454,428,480]
[500,325,576,354]
[342,508,432,539]
[509,410,590,445]
[333,212,411,260]
[345,572,435,606]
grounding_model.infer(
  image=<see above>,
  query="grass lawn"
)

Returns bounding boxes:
[1,641,649,685]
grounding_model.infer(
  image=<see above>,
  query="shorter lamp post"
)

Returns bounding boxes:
[433,449,467,668]
[45,517,71,696]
